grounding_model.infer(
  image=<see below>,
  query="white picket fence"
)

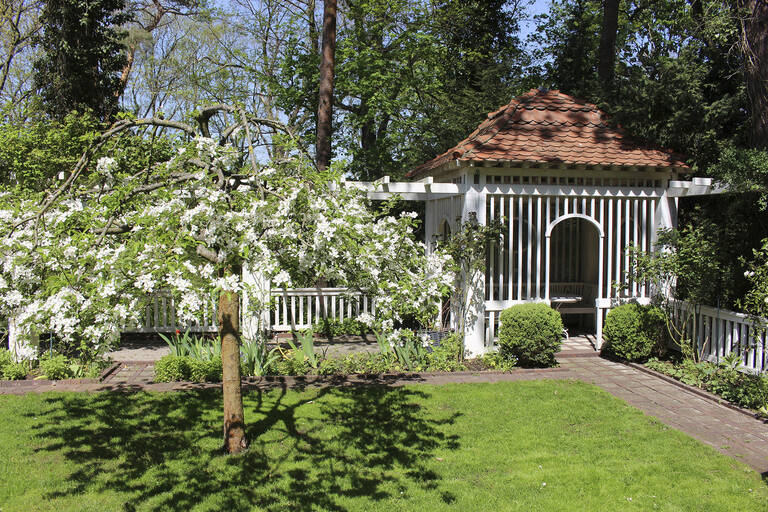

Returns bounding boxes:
[270,288,374,331]
[129,291,218,333]
[672,301,768,374]
[127,287,374,334]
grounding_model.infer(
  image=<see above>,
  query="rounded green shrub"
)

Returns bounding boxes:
[40,354,71,380]
[154,355,191,382]
[498,303,563,367]
[188,357,222,382]
[602,303,666,362]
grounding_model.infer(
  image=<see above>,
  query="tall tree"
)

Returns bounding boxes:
[316,0,336,172]
[736,0,768,149]
[597,0,619,90]
[33,0,131,120]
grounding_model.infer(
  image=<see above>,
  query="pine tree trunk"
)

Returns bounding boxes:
[219,287,247,454]
[598,0,619,91]
[316,0,337,172]
[738,0,768,149]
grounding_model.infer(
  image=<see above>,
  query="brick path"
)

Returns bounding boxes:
[2,350,767,475]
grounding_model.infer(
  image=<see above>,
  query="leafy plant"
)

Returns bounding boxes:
[39,354,71,380]
[646,356,768,412]
[498,303,563,367]
[424,333,466,372]
[240,337,280,377]
[154,355,191,382]
[2,361,29,380]
[480,351,517,372]
[602,303,666,362]
[282,329,319,370]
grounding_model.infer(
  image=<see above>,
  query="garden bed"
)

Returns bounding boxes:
[640,356,768,417]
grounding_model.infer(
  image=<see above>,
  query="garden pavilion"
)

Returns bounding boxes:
[344,88,723,356]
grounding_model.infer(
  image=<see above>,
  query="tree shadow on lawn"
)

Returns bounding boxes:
[29,384,461,511]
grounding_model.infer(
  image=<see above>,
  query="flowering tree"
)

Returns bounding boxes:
[0,107,449,453]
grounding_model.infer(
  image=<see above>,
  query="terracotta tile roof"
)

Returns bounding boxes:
[406,89,689,178]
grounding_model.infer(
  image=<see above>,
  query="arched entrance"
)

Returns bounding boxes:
[545,215,604,335]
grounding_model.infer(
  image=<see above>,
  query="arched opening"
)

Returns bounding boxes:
[546,215,602,335]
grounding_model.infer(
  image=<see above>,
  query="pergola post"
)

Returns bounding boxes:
[462,180,488,356]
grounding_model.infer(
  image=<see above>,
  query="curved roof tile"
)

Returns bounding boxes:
[406,89,689,178]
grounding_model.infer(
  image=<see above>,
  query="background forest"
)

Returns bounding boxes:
[1,0,767,313]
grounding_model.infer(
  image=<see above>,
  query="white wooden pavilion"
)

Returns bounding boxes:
[345,89,723,356]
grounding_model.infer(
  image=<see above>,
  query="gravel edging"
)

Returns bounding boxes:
[626,362,765,421]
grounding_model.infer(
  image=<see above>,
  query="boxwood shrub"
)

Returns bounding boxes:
[154,355,191,382]
[602,303,666,362]
[498,303,563,367]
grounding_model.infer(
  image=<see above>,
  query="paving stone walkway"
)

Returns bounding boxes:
[2,350,767,476]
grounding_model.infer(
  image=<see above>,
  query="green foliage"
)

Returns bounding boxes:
[273,0,532,180]
[159,330,220,362]
[0,111,101,191]
[153,355,191,382]
[534,0,749,176]
[275,352,311,376]
[33,0,131,120]
[646,356,768,412]
[2,360,29,380]
[240,337,280,377]
[480,351,517,372]
[602,304,666,362]
[313,318,368,337]
[188,357,222,383]
[739,238,768,319]
[498,303,563,367]
[39,354,72,380]
[0,348,13,369]
[423,333,465,372]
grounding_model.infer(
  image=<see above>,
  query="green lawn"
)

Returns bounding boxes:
[1,381,766,511]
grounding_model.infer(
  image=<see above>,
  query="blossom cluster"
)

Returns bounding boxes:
[0,135,450,358]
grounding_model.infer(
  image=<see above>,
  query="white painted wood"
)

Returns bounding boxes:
[536,197,542,298]
[527,197,532,299]
[517,196,523,301]
[606,199,613,298]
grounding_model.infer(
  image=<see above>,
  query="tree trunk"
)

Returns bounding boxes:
[597,0,620,91]
[316,0,337,172]
[738,0,768,149]
[219,287,247,454]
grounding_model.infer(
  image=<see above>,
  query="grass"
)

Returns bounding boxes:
[0,380,766,511]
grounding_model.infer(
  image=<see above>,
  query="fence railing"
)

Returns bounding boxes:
[269,288,373,332]
[126,288,375,334]
[671,301,767,374]
[127,291,218,333]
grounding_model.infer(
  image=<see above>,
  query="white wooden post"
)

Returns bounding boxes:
[462,176,488,356]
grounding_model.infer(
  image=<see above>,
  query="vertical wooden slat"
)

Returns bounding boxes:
[624,199,631,298]
[517,196,523,301]
[500,196,506,300]
[508,196,514,301]
[527,196,533,299]
[488,195,495,301]
[606,199,613,298]
[632,199,639,297]
[615,199,622,297]
[536,197,542,298]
